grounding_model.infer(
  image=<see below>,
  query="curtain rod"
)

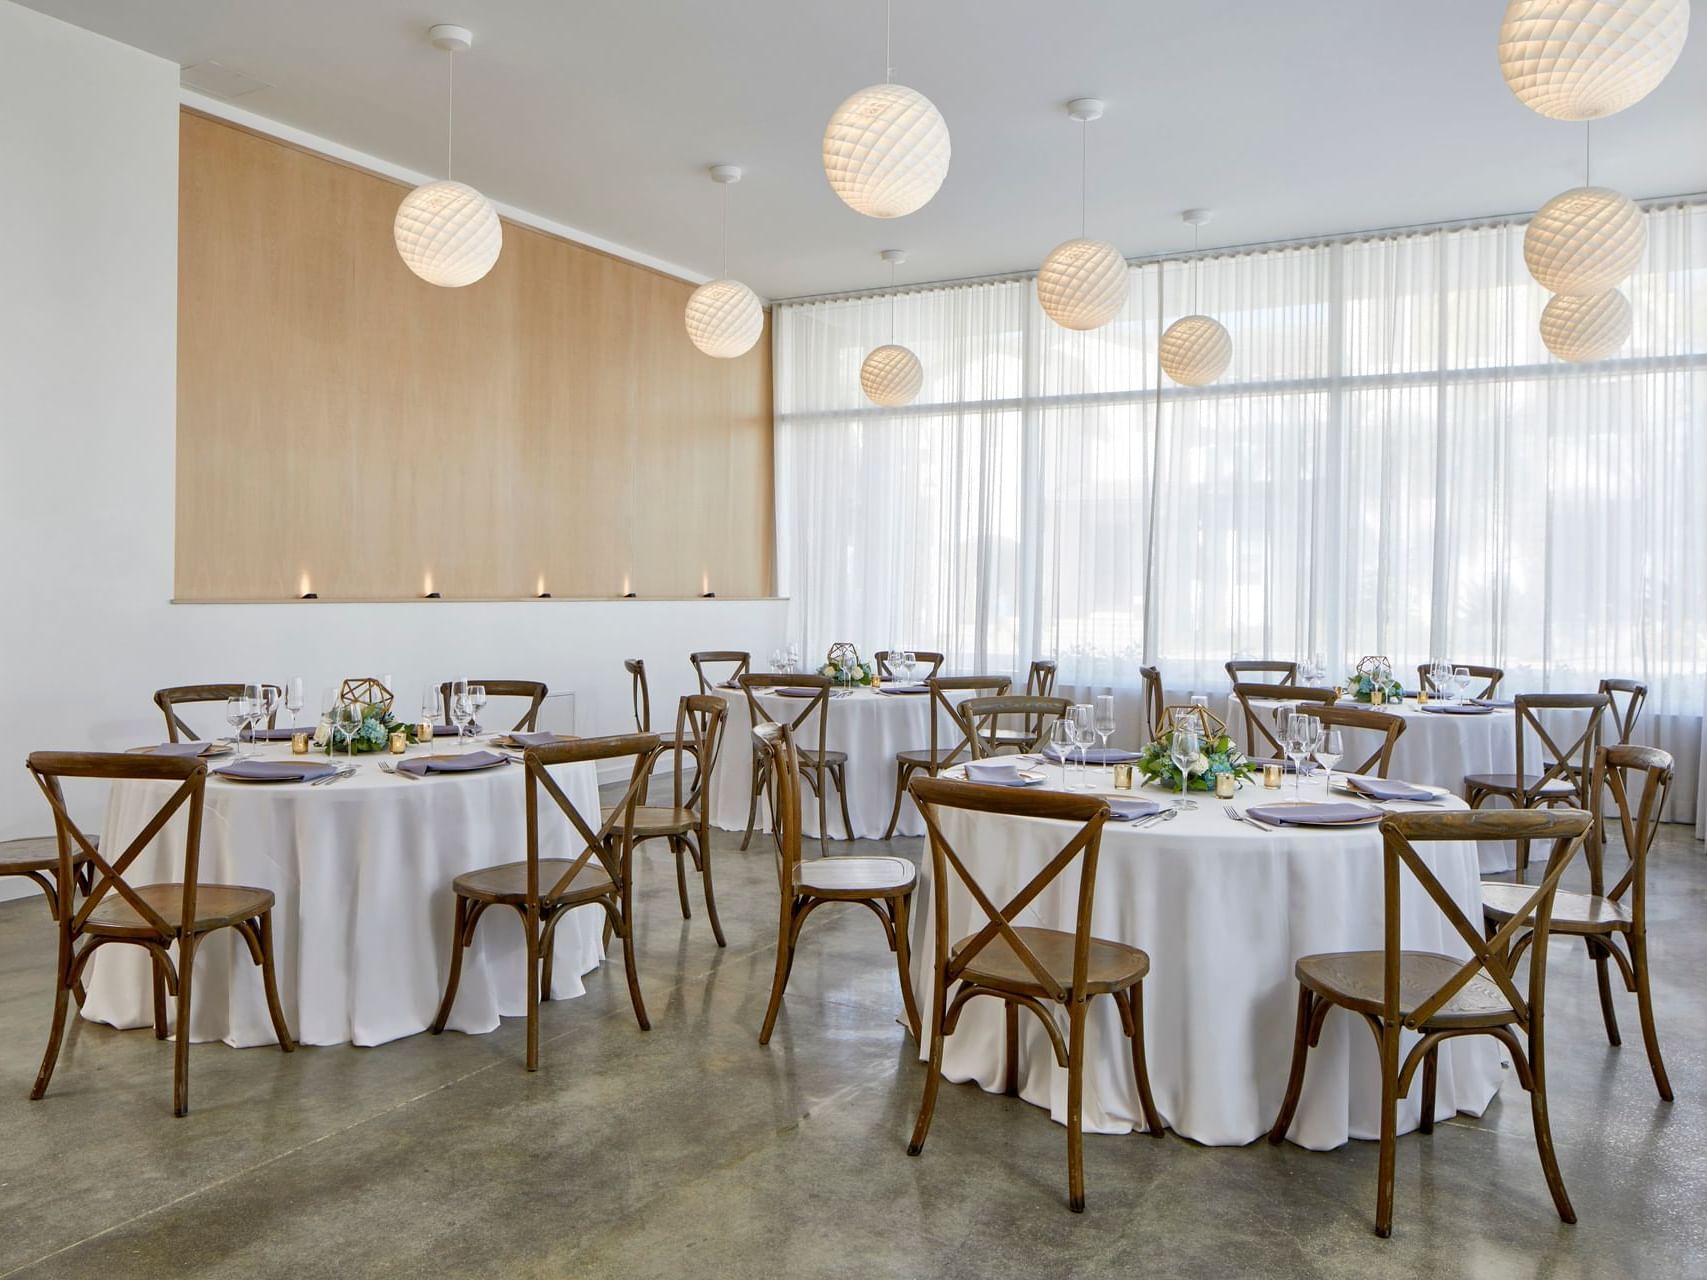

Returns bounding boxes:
[774,190,1707,308]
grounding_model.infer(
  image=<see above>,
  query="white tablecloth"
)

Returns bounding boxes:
[708,687,964,839]
[81,741,606,1048]
[909,768,1501,1149]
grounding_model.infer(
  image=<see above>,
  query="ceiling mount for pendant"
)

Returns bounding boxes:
[709,164,742,185]
[427,24,472,52]
[1066,97,1105,122]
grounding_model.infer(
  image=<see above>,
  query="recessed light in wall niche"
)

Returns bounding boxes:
[622,592,638,599]
[424,591,442,599]
[537,592,552,599]
[701,592,717,599]
[300,592,319,600]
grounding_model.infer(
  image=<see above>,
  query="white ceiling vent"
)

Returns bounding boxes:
[179,61,271,101]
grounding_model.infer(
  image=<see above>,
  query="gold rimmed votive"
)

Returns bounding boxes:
[1262,764,1284,789]
[1215,772,1236,799]
[389,730,408,754]
[290,732,310,755]
[417,720,435,743]
[1112,763,1135,790]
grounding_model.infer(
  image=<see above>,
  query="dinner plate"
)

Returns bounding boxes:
[1244,801,1384,827]
[128,742,234,759]
[1331,775,1449,801]
[213,760,339,784]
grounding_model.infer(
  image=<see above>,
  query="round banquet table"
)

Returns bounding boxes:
[908,767,1502,1149]
[80,740,607,1048]
[709,686,965,840]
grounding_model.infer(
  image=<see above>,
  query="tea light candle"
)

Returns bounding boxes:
[389,730,408,755]
[1371,688,1386,706]
[290,732,310,755]
[417,720,434,743]
[1112,763,1135,790]
[1262,764,1284,789]
[1215,772,1236,799]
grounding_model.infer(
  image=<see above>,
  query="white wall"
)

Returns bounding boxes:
[0,2,786,899]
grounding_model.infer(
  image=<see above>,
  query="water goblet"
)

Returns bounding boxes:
[1169,726,1201,805]
[1070,704,1097,786]
[468,684,488,734]
[226,696,252,759]
[1315,728,1343,797]
[1094,694,1116,756]
[1453,666,1473,704]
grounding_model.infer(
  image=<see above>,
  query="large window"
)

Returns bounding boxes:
[773,207,1707,722]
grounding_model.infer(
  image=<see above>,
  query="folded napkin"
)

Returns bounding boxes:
[1470,698,1515,708]
[872,683,929,695]
[1246,802,1382,827]
[1347,776,1439,802]
[241,727,304,742]
[419,724,469,737]
[396,751,509,777]
[1041,745,1143,764]
[1246,757,1305,773]
[964,758,1023,783]
[1418,704,1495,716]
[773,687,825,698]
[505,731,572,747]
[214,759,338,783]
[1106,797,1162,823]
[138,742,213,758]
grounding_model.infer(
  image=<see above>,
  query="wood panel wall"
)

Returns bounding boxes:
[175,110,774,601]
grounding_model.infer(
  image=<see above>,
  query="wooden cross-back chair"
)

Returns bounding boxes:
[756,724,921,1046]
[603,695,729,947]
[962,695,1072,758]
[1231,682,1337,758]
[738,674,851,854]
[988,659,1060,751]
[431,733,658,1071]
[1482,744,1675,1102]
[1417,663,1504,699]
[907,775,1164,1214]
[0,836,92,933]
[881,674,1013,839]
[691,650,751,694]
[1463,692,1608,877]
[1225,659,1297,686]
[154,683,282,743]
[1139,666,1165,742]
[439,680,548,733]
[25,751,294,1116]
[1578,678,1649,838]
[874,650,946,680]
[1310,706,1407,778]
[1268,807,1592,1237]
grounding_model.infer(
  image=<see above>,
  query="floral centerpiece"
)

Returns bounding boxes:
[819,641,877,687]
[317,702,429,755]
[1136,725,1256,792]
[1347,654,1404,704]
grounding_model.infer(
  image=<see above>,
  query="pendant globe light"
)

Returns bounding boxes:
[1159,209,1234,386]
[394,25,503,288]
[860,250,924,407]
[1541,288,1632,361]
[823,0,950,218]
[1036,99,1128,332]
[684,166,764,359]
[1499,0,1689,122]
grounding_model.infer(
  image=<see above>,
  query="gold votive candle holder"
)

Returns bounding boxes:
[417,720,434,743]
[1371,688,1386,706]
[1112,763,1135,790]
[290,732,310,755]
[1262,764,1284,789]
[1215,772,1236,799]
[389,730,408,754]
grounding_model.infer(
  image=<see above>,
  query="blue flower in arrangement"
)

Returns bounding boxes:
[1136,729,1256,793]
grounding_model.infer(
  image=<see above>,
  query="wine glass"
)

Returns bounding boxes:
[338,702,363,765]
[421,685,439,729]
[1094,694,1116,757]
[260,685,281,738]
[1302,715,1324,786]
[226,696,252,758]
[1070,704,1097,785]
[1284,713,1311,798]
[1050,717,1077,788]
[468,684,488,735]
[286,678,304,730]
[1453,666,1473,704]
[449,680,469,749]
[1428,660,1449,699]
[770,648,786,673]
[1316,728,1343,797]
[242,683,266,745]
[1169,725,1201,805]
[787,642,801,674]
[900,650,917,685]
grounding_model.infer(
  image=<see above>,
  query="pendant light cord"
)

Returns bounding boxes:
[446,48,454,180]
[1192,223,1201,314]
[1079,121,1088,239]
[720,182,729,279]
[889,261,897,343]
[1584,119,1592,186]
[885,0,893,82]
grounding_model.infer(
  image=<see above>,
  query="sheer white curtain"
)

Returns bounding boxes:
[773,205,1707,822]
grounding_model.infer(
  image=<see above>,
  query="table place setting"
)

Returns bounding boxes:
[213,758,346,785]
[390,750,511,778]
[129,740,233,759]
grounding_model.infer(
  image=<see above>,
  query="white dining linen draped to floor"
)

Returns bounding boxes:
[81,743,606,1048]
[908,772,1501,1148]
[709,687,964,839]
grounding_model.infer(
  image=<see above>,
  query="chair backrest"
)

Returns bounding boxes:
[440,680,549,732]
[27,752,208,944]
[875,650,946,679]
[1312,706,1407,778]
[1598,678,1648,746]
[1591,744,1672,927]
[1231,682,1336,757]
[691,651,751,694]
[962,695,1072,757]
[758,723,805,889]
[739,673,832,763]
[625,659,653,733]
[521,733,658,905]
[1225,659,1297,686]
[1377,808,1589,1035]
[1139,666,1164,742]
[1025,659,1059,698]
[666,694,728,822]
[926,674,1014,767]
[1417,663,1503,698]
[1513,693,1609,801]
[911,775,1111,1006]
[154,684,281,743]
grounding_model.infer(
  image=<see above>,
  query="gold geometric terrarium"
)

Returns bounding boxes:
[339,677,394,713]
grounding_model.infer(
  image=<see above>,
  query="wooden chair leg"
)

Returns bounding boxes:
[616,889,650,1032]
[430,895,470,1034]
[172,932,198,1117]
[891,892,921,1041]
[1528,1045,1577,1224]
[1630,933,1673,1102]
[759,901,797,1046]
[1419,1045,1439,1135]
[151,951,169,1040]
[1267,986,1314,1144]
[1128,984,1164,1136]
[255,912,296,1052]
[694,830,726,948]
[815,766,831,856]
[1003,1000,1019,1095]
[882,761,911,840]
[523,905,541,1072]
[908,955,950,1159]
[30,963,73,1102]
[540,912,558,1002]
[741,753,764,851]
[671,835,692,921]
[1066,1000,1088,1213]
[833,764,855,844]
[1590,939,1621,1046]
[1374,1021,1400,1237]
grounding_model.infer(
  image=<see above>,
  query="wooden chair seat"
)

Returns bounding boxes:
[451,860,615,907]
[1296,950,1515,1027]
[895,747,962,768]
[798,748,849,767]
[85,883,275,937]
[794,855,916,898]
[0,836,86,873]
[955,926,1150,999]
[601,804,695,838]
[1463,772,1576,798]
[1480,882,1631,933]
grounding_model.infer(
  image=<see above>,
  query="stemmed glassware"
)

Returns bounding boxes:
[449,680,471,751]
[1169,725,1201,805]
[1316,728,1342,796]
[1094,695,1116,757]
[286,678,304,731]
[770,648,787,673]
[226,696,252,759]
[1050,718,1078,788]
[1284,713,1312,798]
[1070,704,1097,785]
[786,642,801,674]
[1428,660,1451,700]
[1452,666,1473,704]
[899,650,917,684]
[468,685,488,735]
[421,686,439,730]
[337,702,362,765]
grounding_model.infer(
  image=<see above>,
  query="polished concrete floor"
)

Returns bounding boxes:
[1,817,1703,1279]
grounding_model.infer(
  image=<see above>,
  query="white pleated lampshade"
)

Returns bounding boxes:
[860,344,924,406]
[823,83,951,219]
[1159,315,1234,386]
[1540,288,1632,361]
[1524,186,1646,295]
[684,279,764,358]
[1498,0,1689,121]
[1036,238,1128,331]
[394,180,503,287]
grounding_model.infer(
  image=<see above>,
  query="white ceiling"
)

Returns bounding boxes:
[21,0,1707,299]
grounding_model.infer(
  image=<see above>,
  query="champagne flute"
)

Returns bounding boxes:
[286,678,304,730]
[1094,694,1116,757]
[1169,726,1200,805]
[226,696,251,759]
[1050,718,1077,788]
[1316,728,1343,797]
[1284,713,1310,798]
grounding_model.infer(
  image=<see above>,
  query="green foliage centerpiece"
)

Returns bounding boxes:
[1136,705,1256,792]
[1347,655,1404,704]
[318,703,431,755]
[820,641,876,688]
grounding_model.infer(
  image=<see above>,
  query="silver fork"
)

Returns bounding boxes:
[1225,804,1274,831]
[378,761,422,781]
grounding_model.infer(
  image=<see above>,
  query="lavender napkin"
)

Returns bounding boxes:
[1246,757,1306,773]
[1246,802,1382,826]
[1042,746,1143,764]
[1347,777,1439,802]
[396,751,509,777]
[241,727,304,742]
[873,684,929,695]
[964,758,1023,783]
[506,731,572,747]
[1418,704,1496,716]
[214,759,338,783]
[138,742,212,758]
[1470,698,1516,709]
[773,687,825,698]
[1106,798,1162,822]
